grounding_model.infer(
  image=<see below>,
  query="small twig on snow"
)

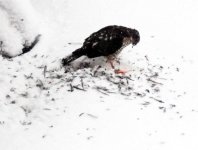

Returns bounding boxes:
[147,78,163,85]
[43,65,47,78]
[150,97,165,103]
[73,85,86,91]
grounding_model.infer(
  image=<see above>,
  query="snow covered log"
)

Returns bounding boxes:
[0,0,41,58]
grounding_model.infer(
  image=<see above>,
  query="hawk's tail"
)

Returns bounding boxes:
[62,48,85,66]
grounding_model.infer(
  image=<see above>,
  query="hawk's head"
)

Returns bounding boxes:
[131,29,140,46]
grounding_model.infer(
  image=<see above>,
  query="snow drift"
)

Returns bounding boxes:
[0,0,41,57]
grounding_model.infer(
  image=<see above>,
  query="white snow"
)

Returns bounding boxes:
[0,0,42,57]
[1,0,198,150]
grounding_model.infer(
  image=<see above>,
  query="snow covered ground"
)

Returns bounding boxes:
[1,0,198,150]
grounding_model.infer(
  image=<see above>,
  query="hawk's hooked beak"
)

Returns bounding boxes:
[132,42,136,48]
[131,37,136,48]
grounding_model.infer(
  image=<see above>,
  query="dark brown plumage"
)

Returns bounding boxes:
[62,25,140,66]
